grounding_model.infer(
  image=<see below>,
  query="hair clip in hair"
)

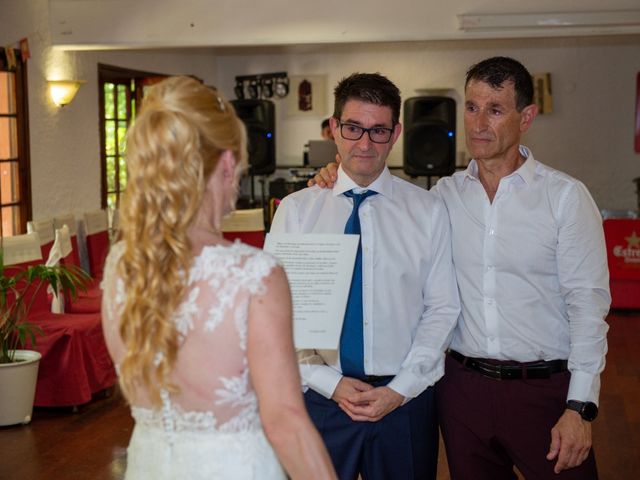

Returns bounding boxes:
[216,96,226,112]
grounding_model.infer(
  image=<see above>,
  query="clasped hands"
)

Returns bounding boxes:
[331,377,404,422]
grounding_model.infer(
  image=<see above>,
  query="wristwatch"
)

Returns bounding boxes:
[566,400,598,422]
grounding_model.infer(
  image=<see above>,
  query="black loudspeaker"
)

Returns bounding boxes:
[403,96,456,177]
[231,99,276,176]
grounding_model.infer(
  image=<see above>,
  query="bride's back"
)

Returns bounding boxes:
[102,241,277,432]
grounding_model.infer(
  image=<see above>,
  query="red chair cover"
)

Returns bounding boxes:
[221,208,265,249]
[85,230,110,281]
[5,260,116,407]
[60,245,102,313]
[68,235,84,272]
[64,294,102,314]
[222,230,265,249]
[26,311,116,406]
[59,234,102,305]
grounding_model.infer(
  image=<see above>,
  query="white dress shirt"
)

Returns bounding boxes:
[434,146,610,404]
[270,165,460,401]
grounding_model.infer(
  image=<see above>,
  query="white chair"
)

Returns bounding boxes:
[53,213,82,269]
[27,219,55,260]
[2,232,43,266]
[52,213,78,236]
[52,224,101,313]
[46,225,73,266]
[44,225,73,313]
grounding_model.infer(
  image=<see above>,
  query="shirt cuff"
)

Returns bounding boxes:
[387,369,422,401]
[304,365,343,399]
[567,369,601,405]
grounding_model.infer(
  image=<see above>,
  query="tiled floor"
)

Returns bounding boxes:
[1,311,638,479]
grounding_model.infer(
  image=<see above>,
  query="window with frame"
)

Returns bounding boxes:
[102,79,135,210]
[0,48,31,236]
[98,64,166,210]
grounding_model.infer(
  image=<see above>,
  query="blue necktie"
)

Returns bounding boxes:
[340,189,378,378]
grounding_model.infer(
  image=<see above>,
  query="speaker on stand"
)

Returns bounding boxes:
[403,96,456,188]
[231,99,276,208]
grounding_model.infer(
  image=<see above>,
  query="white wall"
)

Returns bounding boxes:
[2,0,640,218]
[214,37,640,210]
[2,0,219,220]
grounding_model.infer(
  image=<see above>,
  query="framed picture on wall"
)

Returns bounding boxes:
[533,73,553,115]
[285,75,328,117]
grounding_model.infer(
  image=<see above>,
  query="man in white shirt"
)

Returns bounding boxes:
[270,73,460,480]
[434,56,609,480]
[310,57,610,479]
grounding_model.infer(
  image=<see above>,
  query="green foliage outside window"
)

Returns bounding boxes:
[103,82,135,210]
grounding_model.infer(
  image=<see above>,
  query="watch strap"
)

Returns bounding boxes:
[566,400,598,422]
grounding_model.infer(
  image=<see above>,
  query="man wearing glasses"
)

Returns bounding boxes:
[270,73,460,480]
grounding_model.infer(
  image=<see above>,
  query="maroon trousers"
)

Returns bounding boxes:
[436,355,598,480]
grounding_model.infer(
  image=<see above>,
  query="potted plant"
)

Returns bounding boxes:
[0,251,88,426]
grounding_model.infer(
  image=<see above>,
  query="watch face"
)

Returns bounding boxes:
[582,402,598,421]
[567,400,599,422]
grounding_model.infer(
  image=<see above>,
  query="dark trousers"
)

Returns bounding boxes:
[304,383,438,480]
[436,355,598,480]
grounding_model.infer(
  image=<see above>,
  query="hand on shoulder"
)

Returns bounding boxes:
[307,160,340,188]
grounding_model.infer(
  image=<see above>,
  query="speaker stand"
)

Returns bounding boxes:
[258,176,270,229]
[249,175,271,230]
[426,176,433,190]
[248,175,257,206]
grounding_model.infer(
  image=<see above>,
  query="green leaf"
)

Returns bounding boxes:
[0,257,87,363]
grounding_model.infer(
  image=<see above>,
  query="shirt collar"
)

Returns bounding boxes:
[514,145,536,184]
[459,145,537,188]
[333,164,393,198]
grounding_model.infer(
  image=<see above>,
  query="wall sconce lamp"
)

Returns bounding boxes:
[47,80,85,107]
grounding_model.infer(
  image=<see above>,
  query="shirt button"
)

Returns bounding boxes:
[486,299,494,305]
[489,229,495,235]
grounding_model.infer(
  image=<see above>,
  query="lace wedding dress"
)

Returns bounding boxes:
[102,241,286,480]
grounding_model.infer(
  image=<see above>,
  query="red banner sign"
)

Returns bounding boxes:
[604,219,640,280]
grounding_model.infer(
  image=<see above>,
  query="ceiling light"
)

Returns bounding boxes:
[458,10,640,31]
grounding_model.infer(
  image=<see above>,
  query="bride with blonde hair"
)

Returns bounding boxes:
[101,76,336,480]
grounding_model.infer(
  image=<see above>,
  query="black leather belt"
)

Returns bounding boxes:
[449,350,567,380]
[361,375,394,384]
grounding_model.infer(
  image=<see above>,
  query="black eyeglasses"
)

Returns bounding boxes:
[338,121,394,144]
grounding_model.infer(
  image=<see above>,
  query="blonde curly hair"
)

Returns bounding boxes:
[117,76,247,405]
